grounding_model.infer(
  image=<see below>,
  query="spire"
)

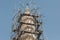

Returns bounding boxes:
[25,6,30,14]
[25,0,30,14]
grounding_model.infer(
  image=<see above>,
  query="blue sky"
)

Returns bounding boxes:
[0,0,60,40]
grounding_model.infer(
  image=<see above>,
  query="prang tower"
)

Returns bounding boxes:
[11,0,44,40]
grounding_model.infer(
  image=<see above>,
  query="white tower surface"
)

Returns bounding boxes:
[19,6,37,40]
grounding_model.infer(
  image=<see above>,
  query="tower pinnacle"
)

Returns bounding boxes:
[25,6,30,14]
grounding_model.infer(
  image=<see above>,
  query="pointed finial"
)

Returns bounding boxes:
[25,6,30,14]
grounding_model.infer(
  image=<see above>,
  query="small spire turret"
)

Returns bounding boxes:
[25,6,30,14]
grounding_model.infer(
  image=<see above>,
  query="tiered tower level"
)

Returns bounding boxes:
[11,0,44,40]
